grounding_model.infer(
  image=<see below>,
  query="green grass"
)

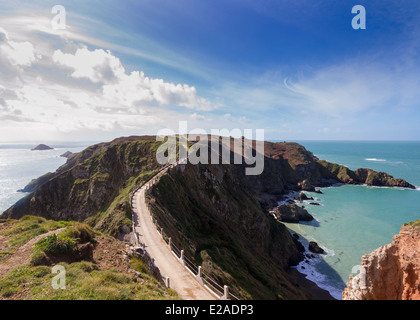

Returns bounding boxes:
[318,160,356,183]
[30,222,97,266]
[0,263,178,300]
[1,216,72,250]
[60,222,96,244]
[85,170,159,237]
[34,234,77,254]
[404,219,420,228]
[130,257,149,274]
[0,215,179,300]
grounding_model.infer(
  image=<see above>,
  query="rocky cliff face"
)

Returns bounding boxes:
[343,221,420,300]
[1,136,164,236]
[149,161,309,299]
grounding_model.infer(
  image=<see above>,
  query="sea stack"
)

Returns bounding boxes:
[31,144,54,151]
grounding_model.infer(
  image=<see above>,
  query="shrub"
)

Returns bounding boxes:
[34,234,77,254]
[60,223,95,244]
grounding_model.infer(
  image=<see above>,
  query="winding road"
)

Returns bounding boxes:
[131,165,217,300]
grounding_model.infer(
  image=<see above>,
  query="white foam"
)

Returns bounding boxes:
[365,158,386,162]
[293,253,343,300]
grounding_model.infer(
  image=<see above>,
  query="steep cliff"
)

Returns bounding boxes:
[1,136,165,237]
[148,161,307,299]
[343,220,420,300]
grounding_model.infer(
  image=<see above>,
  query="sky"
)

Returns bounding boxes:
[0,0,420,142]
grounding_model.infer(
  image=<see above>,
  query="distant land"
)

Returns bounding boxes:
[31,144,54,151]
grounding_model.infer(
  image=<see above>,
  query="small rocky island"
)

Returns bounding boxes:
[60,151,73,158]
[31,144,54,151]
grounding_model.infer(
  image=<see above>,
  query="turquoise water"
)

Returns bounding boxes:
[0,143,89,213]
[284,141,420,299]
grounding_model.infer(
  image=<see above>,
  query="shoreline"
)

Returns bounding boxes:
[287,268,336,300]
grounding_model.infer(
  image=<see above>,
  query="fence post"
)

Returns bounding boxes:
[164,277,170,288]
[222,285,229,300]
[197,266,204,285]
[180,249,185,266]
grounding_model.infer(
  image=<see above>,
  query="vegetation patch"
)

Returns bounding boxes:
[0,263,178,300]
[0,216,71,250]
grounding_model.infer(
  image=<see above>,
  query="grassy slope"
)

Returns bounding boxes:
[0,216,178,300]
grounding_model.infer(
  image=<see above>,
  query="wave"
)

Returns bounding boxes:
[365,158,386,162]
[292,249,343,300]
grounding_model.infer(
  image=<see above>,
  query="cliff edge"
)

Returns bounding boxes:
[343,220,420,300]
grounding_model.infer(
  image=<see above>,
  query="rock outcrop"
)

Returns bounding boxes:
[298,179,315,191]
[296,192,314,202]
[317,160,415,189]
[308,241,324,254]
[272,204,314,223]
[343,221,420,300]
[60,151,73,158]
[354,168,414,189]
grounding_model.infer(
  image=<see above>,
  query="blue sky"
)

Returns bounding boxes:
[0,0,420,141]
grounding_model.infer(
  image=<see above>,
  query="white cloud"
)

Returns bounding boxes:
[0,27,37,67]
[53,47,125,83]
[0,24,220,141]
[52,46,216,110]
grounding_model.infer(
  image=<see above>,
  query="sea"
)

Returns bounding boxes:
[0,140,419,300]
[0,143,90,214]
[284,141,420,300]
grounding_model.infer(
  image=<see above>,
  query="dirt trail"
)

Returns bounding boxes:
[0,228,65,277]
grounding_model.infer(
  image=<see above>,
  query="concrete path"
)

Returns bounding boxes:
[132,168,217,300]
